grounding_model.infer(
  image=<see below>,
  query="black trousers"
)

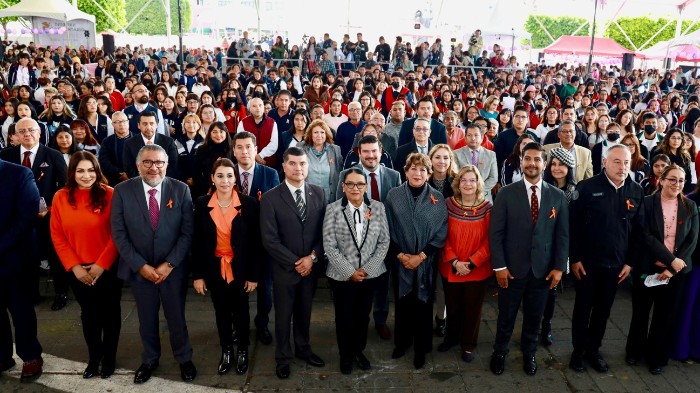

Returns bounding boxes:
[69,268,123,366]
[37,215,69,295]
[392,271,433,355]
[330,276,379,359]
[542,286,558,327]
[372,261,392,326]
[443,278,487,352]
[493,271,549,356]
[273,272,316,365]
[207,274,251,348]
[572,265,621,354]
[254,256,273,330]
[0,266,42,362]
[130,266,192,365]
[626,273,686,367]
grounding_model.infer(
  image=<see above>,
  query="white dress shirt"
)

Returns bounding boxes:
[285,180,306,205]
[525,177,543,209]
[142,180,163,209]
[349,202,366,240]
[237,163,256,195]
[20,144,40,168]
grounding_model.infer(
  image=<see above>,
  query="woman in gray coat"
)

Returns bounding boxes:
[323,168,390,375]
[297,119,343,202]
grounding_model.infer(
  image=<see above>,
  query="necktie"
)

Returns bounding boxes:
[369,172,380,201]
[241,172,250,195]
[530,185,539,224]
[148,189,159,230]
[22,151,31,168]
[295,189,306,221]
[146,139,153,145]
[471,149,479,166]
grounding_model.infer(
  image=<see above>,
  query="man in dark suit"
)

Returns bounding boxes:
[111,144,196,384]
[488,142,569,376]
[397,97,447,146]
[98,111,132,186]
[260,146,327,379]
[0,158,44,382]
[394,117,434,182]
[122,111,178,178]
[336,135,401,339]
[233,131,280,345]
[0,118,68,310]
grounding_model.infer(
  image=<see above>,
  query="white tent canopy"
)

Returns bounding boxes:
[0,0,95,23]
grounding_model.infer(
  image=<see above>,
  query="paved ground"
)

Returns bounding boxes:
[1,276,699,392]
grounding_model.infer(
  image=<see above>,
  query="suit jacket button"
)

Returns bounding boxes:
[356,253,360,258]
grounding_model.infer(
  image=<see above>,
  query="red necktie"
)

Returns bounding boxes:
[370,172,380,201]
[22,151,31,168]
[241,172,250,195]
[531,185,539,224]
[148,189,159,230]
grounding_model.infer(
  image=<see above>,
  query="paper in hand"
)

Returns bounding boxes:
[644,273,669,287]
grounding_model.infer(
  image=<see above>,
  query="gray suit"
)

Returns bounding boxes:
[111,176,194,364]
[335,164,401,202]
[453,146,498,202]
[260,182,327,365]
[488,179,569,356]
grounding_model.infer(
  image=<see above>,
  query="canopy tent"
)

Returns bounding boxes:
[0,0,96,48]
[638,41,700,62]
[543,35,633,57]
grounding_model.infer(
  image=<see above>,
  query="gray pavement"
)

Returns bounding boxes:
[2,276,700,392]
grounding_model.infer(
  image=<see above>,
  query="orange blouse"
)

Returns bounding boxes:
[208,192,240,283]
[440,197,493,282]
[50,186,118,271]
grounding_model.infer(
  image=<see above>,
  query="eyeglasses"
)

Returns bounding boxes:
[664,178,685,185]
[513,115,528,120]
[132,89,148,94]
[460,178,478,184]
[669,136,683,141]
[141,160,167,168]
[343,182,366,189]
[113,120,128,125]
[414,127,430,132]
[16,128,39,134]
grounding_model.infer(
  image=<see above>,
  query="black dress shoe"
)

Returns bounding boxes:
[134,362,158,384]
[218,346,233,375]
[51,293,68,311]
[413,352,426,369]
[649,365,663,375]
[569,352,585,372]
[391,347,406,359]
[180,360,197,382]
[523,355,537,376]
[100,364,115,379]
[257,327,273,345]
[625,354,641,366]
[83,364,99,379]
[586,353,609,373]
[0,358,16,372]
[434,317,446,337]
[340,357,353,375]
[490,353,506,375]
[354,353,371,371]
[276,364,290,379]
[541,324,553,346]
[296,353,325,367]
[235,349,249,375]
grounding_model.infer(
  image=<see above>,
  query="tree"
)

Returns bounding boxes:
[524,15,590,49]
[604,16,700,50]
[0,0,21,41]
[77,0,127,33]
[124,0,191,36]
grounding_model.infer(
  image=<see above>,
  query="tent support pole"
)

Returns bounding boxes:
[87,0,127,33]
[123,0,157,32]
[639,19,675,50]
[532,15,555,44]
[65,17,69,48]
[586,0,598,80]
[612,21,638,51]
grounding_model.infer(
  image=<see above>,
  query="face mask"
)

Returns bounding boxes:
[254,91,263,98]
[644,125,656,134]
[607,133,620,142]
[391,81,400,89]
[535,104,543,111]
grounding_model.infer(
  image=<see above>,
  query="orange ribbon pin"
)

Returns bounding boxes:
[549,208,556,219]
[167,199,173,208]
[430,194,438,205]
[626,199,634,211]
[365,209,372,221]
[257,190,262,201]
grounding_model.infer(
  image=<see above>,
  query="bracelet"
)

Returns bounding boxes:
[419,252,427,261]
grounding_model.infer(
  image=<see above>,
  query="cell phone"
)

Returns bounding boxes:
[39,197,48,213]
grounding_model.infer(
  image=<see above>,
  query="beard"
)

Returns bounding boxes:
[137,95,150,105]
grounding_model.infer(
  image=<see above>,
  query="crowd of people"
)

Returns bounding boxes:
[2,29,700,386]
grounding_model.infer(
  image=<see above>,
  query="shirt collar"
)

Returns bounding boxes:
[20,144,39,156]
[524,177,543,191]
[238,162,256,176]
[142,179,163,194]
[604,171,625,190]
[141,133,155,144]
[285,180,304,195]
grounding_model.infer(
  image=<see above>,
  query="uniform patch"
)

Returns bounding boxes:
[592,192,604,197]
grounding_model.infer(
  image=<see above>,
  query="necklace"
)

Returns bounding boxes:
[456,196,478,215]
[217,198,232,208]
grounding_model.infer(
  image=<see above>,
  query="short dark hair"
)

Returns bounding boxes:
[283,146,307,162]
[358,135,382,150]
[642,112,658,121]
[276,89,292,99]
[138,110,158,124]
[233,131,257,146]
[342,167,367,183]
[521,142,546,160]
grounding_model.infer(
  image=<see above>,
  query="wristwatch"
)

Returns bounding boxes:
[167,262,175,269]
[310,251,317,263]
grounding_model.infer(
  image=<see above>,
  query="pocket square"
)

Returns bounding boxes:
[39,162,49,167]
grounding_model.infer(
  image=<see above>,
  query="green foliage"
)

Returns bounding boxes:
[124,0,191,36]
[77,0,126,33]
[0,0,21,40]
[604,16,700,50]
[524,15,590,49]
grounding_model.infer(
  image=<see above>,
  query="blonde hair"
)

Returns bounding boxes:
[182,113,205,138]
[451,165,486,204]
[428,143,457,178]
